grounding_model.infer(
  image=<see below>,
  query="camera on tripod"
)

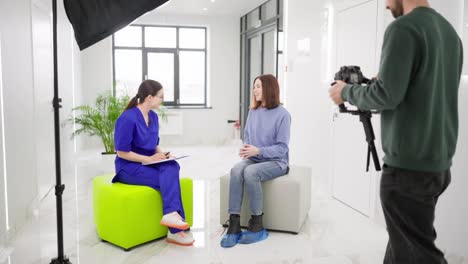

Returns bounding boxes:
[332,66,381,172]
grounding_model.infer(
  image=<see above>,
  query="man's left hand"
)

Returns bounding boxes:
[329,80,347,105]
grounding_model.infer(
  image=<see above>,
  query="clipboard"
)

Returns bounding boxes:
[142,155,189,165]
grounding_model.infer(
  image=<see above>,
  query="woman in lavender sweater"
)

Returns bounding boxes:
[221,74,291,248]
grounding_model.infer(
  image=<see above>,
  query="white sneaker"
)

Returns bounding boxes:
[166,230,195,246]
[160,211,189,230]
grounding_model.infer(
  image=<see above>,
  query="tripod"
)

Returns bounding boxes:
[338,104,381,172]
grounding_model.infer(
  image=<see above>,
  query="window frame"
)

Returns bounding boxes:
[112,24,208,108]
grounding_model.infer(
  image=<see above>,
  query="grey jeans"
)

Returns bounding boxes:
[228,159,288,216]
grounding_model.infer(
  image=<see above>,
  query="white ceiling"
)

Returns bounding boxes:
[151,0,268,16]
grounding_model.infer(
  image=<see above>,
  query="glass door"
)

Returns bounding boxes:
[241,25,278,134]
[239,0,282,137]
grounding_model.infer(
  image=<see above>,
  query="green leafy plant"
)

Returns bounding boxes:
[69,91,168,154]
[69,91,129,154]
[158,105,168,123]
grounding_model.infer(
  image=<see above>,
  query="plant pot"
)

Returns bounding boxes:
[101,151,117,155]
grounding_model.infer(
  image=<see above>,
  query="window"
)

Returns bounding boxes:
[113,25,208,107]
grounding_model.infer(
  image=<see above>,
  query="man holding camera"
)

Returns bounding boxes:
[329,0,463,263]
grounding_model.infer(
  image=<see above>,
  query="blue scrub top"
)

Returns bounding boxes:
[114,107,159,178]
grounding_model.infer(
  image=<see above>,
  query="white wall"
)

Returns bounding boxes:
[284,0,335,198]
[31,0,55,201]
[0,0,81,242]
[285,0,468,259]
[80,37,113,106]
[0,32,6,242]
[0,0,39,237]
[79,35,113,152]
[431,0,468,259]
[80,13,240,149]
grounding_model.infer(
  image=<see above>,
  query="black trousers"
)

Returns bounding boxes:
[380,164,451,264]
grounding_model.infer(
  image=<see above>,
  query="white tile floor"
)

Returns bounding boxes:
[0,143,403,264]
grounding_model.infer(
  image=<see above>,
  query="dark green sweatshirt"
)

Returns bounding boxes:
[342,7,463,172]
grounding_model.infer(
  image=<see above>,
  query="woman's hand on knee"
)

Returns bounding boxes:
[239,144,260,159]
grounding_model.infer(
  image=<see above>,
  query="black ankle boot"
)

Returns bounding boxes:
[227,214,241,234]
[247,213,264,233]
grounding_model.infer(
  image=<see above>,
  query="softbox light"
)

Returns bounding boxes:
[64,0,170,50]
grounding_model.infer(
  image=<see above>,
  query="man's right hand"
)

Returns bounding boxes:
[329,80,346,105]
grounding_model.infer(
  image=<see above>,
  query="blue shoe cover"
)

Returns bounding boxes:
[220,233,241,248]
[238,229,269,244]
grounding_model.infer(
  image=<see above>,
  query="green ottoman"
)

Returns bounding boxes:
[93,174,193,250]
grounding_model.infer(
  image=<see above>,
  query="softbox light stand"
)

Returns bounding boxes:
[50,0,70,263]
[50,0,169,263]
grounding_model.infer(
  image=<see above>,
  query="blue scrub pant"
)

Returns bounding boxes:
[114,161,186,234]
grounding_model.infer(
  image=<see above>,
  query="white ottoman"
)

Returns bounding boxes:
[219,165,311,234]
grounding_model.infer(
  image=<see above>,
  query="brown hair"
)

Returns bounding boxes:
[124,80,163,111]
[250,74,281,109]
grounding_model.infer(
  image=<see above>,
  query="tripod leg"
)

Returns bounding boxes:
[369,142,381,171]
[366,145,372,172]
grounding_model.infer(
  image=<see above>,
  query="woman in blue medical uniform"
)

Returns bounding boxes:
[112,79,194,246]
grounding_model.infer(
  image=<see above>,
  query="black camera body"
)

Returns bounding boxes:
[334,65,370,85]
[333,66,375,113]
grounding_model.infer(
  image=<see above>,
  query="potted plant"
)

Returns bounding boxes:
[69,91,168,154]
[68,91,128,154]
